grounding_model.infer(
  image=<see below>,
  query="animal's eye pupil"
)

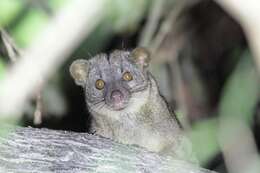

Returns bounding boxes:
[95,79,105,90]
[123,72,133,81]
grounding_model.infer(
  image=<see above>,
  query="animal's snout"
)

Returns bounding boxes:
[111,90,124,103]
[105,83,130,111]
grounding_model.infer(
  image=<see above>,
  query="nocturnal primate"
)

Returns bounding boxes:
[70,47,196,162]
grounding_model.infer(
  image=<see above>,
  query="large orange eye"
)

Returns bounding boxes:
[95,79,105,90]
[123,71,133,81]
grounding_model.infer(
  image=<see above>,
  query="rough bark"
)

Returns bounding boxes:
[0,126,216,173]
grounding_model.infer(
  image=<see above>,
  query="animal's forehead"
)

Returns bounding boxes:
[88,50,131,70]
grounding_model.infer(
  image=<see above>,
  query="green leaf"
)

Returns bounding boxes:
[189,118,219,165]
[0,58,6,81]
[0,0,23,27]
[217,51,260,173]
[219,51,259,124]
[11,8,49,47]
[189,50,259,165]
[48,0,68,10]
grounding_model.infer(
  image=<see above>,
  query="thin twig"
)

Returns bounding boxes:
[0,29,22,62]
[149,0,200,56]
[33,79,44,125]
[170,61,190,129]
[138,0,165,47]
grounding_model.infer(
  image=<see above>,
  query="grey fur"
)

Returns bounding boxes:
[70,48,197,163]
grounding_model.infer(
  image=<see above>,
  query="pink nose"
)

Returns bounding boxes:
[111,90,123,102]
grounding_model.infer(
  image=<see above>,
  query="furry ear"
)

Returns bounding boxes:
[69,59,89,87]
[131,47,151,68]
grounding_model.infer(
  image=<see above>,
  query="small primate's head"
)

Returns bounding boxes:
[70,47,151,111]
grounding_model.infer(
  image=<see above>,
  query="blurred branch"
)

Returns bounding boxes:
[149,1,184,57]
[214,0,260,24]
[138,0,165,47]
[0,0,105,118]
[1,29,45,124]
[219,119,260,173]
[150,0,200,58]
[33,80,43,125]
[215,0,260,72]
[218,53,260,173]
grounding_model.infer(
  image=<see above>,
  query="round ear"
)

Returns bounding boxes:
[69,59,89,87]
[131,47,151,68]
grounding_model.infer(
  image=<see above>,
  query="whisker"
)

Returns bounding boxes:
[101,103,106,109]
[92,100,104,106]
[98,103,106,110]
[94,102,106,110]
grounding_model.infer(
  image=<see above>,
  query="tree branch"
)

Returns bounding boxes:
[0,126,216,173]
